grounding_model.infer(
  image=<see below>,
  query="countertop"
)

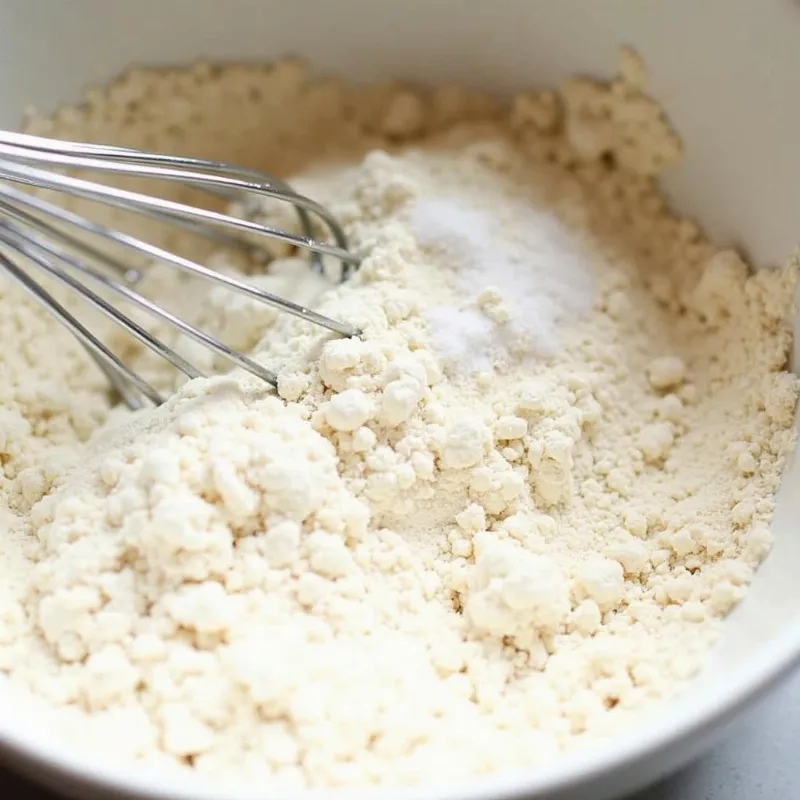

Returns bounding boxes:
[2,665,799,799]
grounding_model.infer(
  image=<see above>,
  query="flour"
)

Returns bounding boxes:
[0,51,797,790]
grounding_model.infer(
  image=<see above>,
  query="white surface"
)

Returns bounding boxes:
[1,2,800,799]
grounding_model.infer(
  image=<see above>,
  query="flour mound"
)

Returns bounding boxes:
[0,50,796,790]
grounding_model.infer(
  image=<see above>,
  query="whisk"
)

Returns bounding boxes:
[0,130,361,409]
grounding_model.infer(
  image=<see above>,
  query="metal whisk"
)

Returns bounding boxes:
[0,131,361,409]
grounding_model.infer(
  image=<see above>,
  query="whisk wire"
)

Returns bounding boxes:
[0,248,166,405]
[0,193,141,281]
[0,132,358,276]
[0,218,281,386]
[0,130,361,407]
[0,183,358,337]
[0,220,204,377]
[0,131,335,273]
[0,160,357,265]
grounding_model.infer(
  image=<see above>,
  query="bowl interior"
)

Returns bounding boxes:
[1,2,800,799]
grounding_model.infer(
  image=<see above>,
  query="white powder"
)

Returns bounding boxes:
[410,197,594,373]
[0,49,796,790]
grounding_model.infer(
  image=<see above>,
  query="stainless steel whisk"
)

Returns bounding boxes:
[0,131,361,409]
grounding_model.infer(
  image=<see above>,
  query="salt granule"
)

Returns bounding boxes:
[410,196,594,373]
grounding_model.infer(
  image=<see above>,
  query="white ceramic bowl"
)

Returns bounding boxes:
[2,1,800,799]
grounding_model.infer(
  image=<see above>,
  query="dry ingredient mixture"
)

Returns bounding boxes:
[0,49,797,790]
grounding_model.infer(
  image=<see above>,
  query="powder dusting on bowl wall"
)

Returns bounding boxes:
[0,31,797,800]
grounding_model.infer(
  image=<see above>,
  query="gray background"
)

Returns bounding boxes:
[1,664,798,799]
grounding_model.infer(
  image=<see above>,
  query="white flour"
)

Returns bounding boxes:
[0,49,797,790]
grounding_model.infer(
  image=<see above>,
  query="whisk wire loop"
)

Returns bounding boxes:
[0,131,361,407]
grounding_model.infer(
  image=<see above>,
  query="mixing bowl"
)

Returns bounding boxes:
[1,1,800,799]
